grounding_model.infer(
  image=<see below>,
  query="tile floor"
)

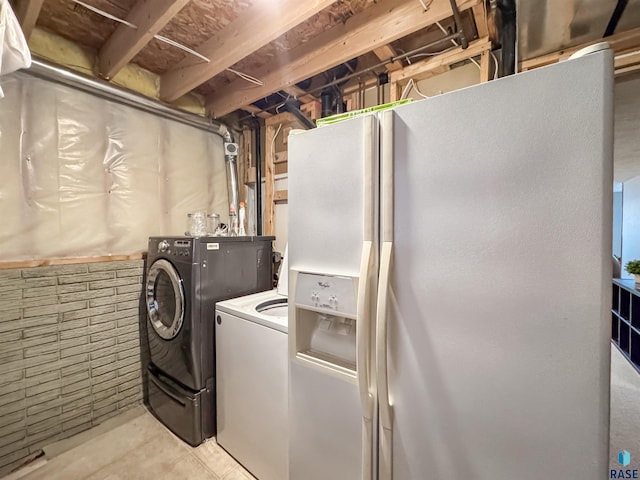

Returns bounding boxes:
[6,345,640,479]
[15,407,255,480]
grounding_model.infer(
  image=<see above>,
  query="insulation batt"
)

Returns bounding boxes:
[0,73,228,261]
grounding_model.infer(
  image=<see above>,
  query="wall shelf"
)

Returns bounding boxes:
[612,279,640,371]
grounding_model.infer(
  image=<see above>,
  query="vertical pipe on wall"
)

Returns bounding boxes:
[223,130,240,230]
[254,120,263,235]
[497,0,516,76]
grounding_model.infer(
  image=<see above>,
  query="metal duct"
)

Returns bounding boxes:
[223,130,240,233]
[24,58,228,137]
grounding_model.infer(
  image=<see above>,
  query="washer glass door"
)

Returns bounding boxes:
[146,259,185,340]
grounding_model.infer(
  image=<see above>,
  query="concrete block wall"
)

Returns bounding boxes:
[0,260,146,475]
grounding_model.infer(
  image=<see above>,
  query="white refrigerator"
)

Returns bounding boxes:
[287,48,613,480]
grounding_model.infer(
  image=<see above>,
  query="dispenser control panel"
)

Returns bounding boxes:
[295,272,357,316]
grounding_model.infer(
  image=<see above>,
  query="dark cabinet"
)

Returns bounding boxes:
[612,279,640,370]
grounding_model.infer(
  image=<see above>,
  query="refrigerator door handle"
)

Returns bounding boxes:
[357,240,374,417]
[357,240,374,480]
[376,241,393,480]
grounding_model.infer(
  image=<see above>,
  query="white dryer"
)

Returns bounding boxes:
[214,254,288,480]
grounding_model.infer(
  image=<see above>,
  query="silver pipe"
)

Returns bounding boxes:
[223,131,240,234]
[23,58,228,137]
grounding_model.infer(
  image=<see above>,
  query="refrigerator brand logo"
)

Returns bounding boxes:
[611,450,638,478]
[317,281,330,288]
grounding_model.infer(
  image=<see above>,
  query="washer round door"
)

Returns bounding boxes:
[146,259,185,340]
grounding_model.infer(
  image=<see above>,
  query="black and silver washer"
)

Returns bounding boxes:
[145,235,274,446]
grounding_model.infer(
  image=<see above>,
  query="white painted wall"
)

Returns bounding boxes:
[614,73,640,183]
[621,176,640,279]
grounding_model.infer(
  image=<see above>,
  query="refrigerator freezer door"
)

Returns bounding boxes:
[288,115,378,480]
[385,51,613,479]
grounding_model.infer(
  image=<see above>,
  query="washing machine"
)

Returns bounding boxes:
[145,236,273,446]
[214,254,288,480]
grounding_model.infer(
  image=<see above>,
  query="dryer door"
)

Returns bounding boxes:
[146,259,185,340]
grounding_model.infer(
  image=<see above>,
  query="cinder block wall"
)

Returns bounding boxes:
[0,260,146,474]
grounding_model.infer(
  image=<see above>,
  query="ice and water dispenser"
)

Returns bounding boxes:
[291,271,359,375]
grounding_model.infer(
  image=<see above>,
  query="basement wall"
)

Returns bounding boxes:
[0,73,228,262]
[0,260,146,475]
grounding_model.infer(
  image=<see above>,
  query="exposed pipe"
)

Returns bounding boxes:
[605,0,629,37]
[253,120,263,236]
[223,131,240,234]
[497,0,516,76]
[24,58,228,137]
[321,89,333,118]
[449,0,469,49]
[305,33,463,98]
[238,32,462,122]
[282,99,316,129]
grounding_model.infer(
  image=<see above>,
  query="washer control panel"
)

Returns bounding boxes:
[155,239,192,258]
[295,272,357,316]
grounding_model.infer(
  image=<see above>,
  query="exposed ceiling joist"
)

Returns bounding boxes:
[14,0,45,40]
[282,85,316,104]
[206,0,480,118]
[98,0,190,80]
[390,37,491,83]
[160,0,337,102]
[472,2,488,38]
[373,44,404,72]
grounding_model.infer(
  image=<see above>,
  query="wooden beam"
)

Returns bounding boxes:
[282,85,316,104]
[520,26,640,71]
[98,0,190,80]
[274,190,288,202]
[160,0,336,102]
[206,0,481,118]
[390,37,491,84]
[373,44,403,72]
[0,253,145,270]
[241,104,272,119]
[472,2,488,38]
[480,49,491,82]
[14,0,44,40]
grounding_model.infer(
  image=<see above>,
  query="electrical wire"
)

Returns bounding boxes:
[400,79,430,100]
[70,0,264,86]
[226,68,264,86]
[491,52,499,79]
[70,0,137,28]
[436,20,480,69]
[153,35,210,63]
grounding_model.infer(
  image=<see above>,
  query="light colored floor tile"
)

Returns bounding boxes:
[84,430,191,480]
[221,467,255,480]
[159,455,220,480]
[193,440,240,479]
[23,412,165,480]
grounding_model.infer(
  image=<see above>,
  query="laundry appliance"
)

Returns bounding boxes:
[287,49,613,479]
[215,248,289,480]
[145,235,273,446]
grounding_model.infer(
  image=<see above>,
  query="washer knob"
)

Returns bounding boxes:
[158,240,170,252]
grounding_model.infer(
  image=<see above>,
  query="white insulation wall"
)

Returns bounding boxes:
[0,73,228,262]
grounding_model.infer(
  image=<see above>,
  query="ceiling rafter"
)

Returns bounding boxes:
[206,0,481,118]
[159,0,337,102]
[98,0,190,80]
[13,0,45,40]
[373,44,404,72]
